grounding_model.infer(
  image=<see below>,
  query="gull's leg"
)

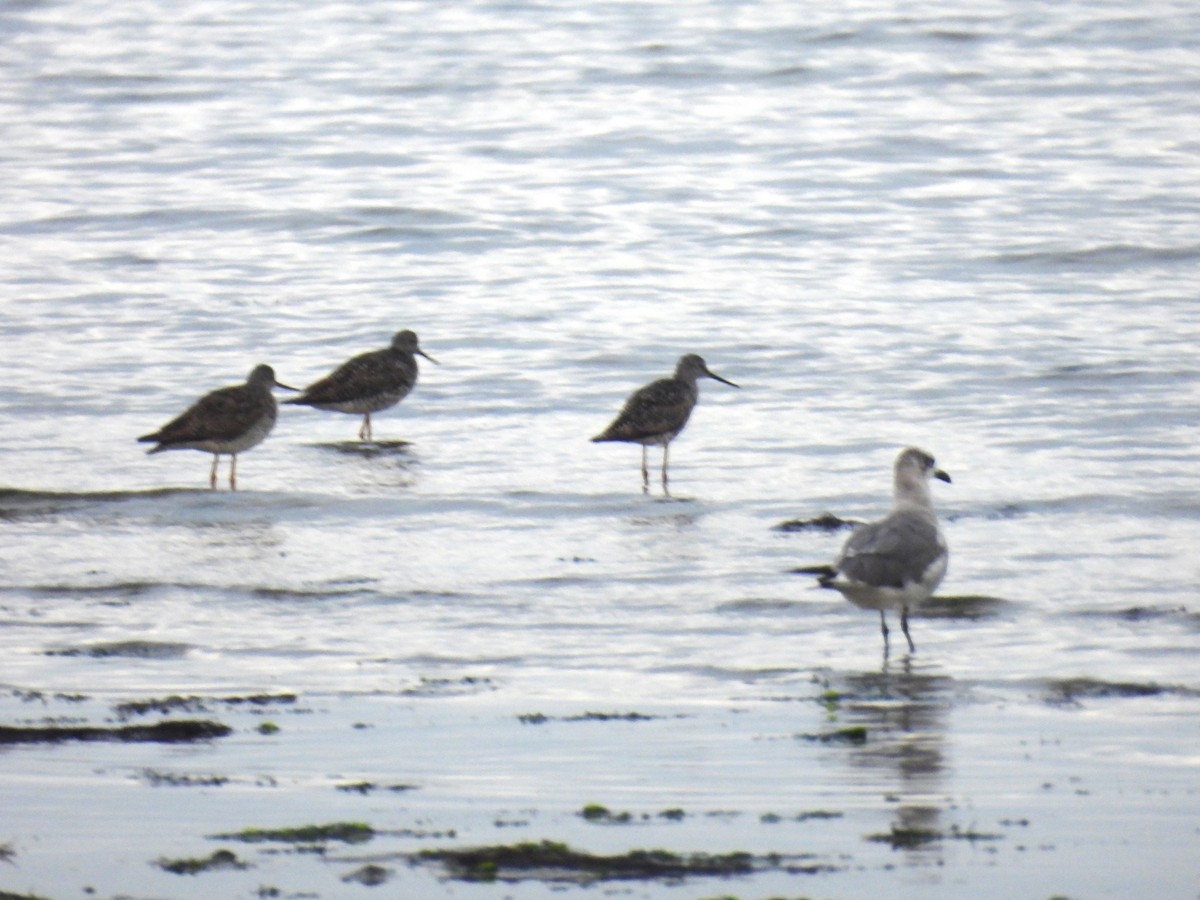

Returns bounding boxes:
[359,414,372,442]
[230,454,238,491]
[641,445,649,494]
[901,606,915,653]
[661,443,670,497]
[880,611,890,655]
[209,454,219,490]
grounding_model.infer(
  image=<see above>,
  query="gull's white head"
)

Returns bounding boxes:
[893,447,951,508]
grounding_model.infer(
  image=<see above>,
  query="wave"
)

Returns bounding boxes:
[0,487,195,522]
[990,242,1200,269]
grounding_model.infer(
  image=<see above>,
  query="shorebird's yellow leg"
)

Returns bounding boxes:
[900,606,915,653]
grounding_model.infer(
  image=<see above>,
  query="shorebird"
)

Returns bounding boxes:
[138,364,296,490]
[285,330,436,442]
[591,354,739,496]
[810,447,951,654]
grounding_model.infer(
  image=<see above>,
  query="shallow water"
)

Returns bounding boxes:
[1,0,1199,897]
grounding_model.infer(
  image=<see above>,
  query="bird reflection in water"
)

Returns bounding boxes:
[829,659,954,859]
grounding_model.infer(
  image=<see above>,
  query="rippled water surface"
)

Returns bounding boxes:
[1,0,1198,897]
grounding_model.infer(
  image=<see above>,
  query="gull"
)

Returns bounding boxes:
[285,330,436,442]
[138,364,296,490]
[591,354,738,496]
[813,447,951,654]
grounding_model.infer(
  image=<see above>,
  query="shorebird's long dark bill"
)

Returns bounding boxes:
[274,379,301,391]
[417,349,439,365]
[935,469,951,483]
[705,367,739,388]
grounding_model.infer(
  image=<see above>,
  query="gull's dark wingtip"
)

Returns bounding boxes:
[792,563,839,586]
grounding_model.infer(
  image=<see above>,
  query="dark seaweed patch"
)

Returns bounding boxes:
[116,695,209,718]
[867,824,1002,849]
[45,640,189,659]
[418,840,754,883]
[157,848,249,874]
[115,692,297,719]
[518,710,664,725]
[335,781,417,794]
[575,806,718,825]
[11,689,89,705]
[763,810,844,823]
[223,692,298,707]
[212,823,375,845]
[580,804,632,824]
[567,711,657,722]
[0,719,231,745]
[1042,677,1192,704]
[775,514,861,532]
[400,676,494,698]
[140,769,229,787]
[796,726,868,745]
[341,864,392,886]
[796,809,843,821]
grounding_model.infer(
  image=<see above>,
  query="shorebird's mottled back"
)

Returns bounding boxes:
[138,364,296,490]
[592,354,738,495]
[286,330,436,441]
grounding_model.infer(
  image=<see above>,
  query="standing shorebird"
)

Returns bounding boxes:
[138,364,296,490]
[284,330,436,442]
[591,353,739,496]
[811,447,951,655]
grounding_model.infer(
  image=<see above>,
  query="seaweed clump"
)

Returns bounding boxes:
[0,720,230,745]
[796,726,868,745]
[213,822,375,845]
[419,840,752,883]
[157,849,249,875]
[867,824,1001,849]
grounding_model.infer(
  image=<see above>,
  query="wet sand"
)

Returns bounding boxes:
[3,649,1197,899]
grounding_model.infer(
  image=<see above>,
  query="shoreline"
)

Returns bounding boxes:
[3,661,1196,899]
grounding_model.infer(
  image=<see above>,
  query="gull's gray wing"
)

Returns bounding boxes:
[835,508,945,589]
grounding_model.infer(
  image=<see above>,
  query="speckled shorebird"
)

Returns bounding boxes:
[591,353,739,496]
[138,364,296,490]
[813,447,951,655]
[284,330,436,442]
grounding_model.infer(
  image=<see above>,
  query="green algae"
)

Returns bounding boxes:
[213,822,375,845]
[867,823,1002,849]
[0,719,230,745]
[797,725,867,745]
[419,840,754,883]
[157,848,249,875]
